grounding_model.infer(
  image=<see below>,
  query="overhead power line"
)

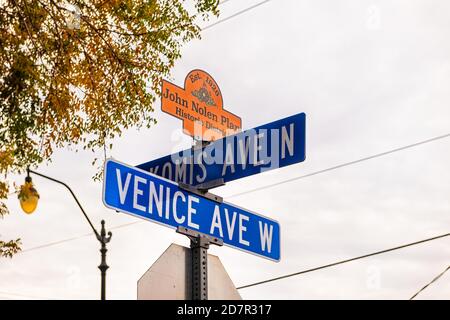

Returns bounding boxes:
[19,232,93,254]
[219,0,232,5]
[237,232,450,290]
[228,132,450,199]
[410,264,450,300]
[18,221,142,254]
[203,0,272,30]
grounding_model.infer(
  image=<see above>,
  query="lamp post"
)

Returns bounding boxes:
[19,168,112,300]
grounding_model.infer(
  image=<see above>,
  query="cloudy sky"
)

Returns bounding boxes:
[1,0,450,300]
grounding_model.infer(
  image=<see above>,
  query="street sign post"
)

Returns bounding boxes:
[103,68,307,299]
[137,112,306,187]
[103,159,281,261]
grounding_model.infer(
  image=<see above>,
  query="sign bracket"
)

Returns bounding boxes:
[190,138,227,192]
[178,182,224,203]
[192,138,212,150]
[176,227,224,300]
[194,178,225,191]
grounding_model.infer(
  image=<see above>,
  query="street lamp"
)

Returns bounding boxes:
[18,175,40,214]
[19,168,112,300]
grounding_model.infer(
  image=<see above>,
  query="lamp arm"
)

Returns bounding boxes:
[27,168,100,239]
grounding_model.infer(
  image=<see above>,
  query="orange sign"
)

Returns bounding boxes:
[161,70,242,141]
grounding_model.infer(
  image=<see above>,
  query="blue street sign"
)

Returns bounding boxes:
[137,113,306,187]
[103,159,281,261]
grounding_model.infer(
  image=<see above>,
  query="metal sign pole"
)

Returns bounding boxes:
[178,138,225,300]
[191,236,209,300]
[176,227,223,300]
